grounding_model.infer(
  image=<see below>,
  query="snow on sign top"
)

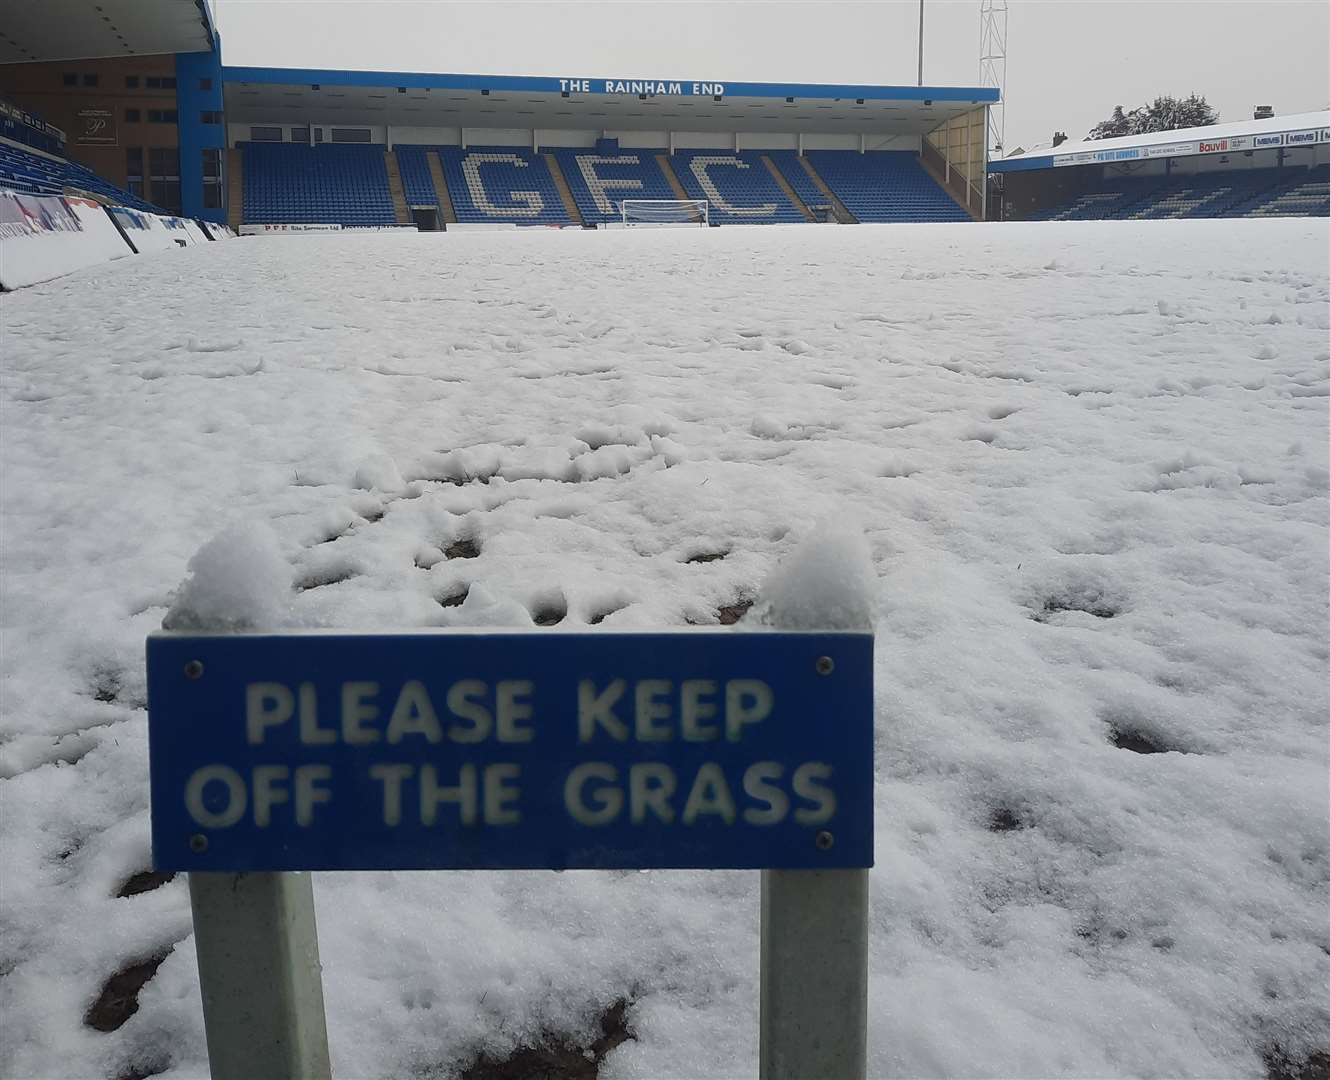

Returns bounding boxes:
[993,108,1330,170]
[146,629,875,872]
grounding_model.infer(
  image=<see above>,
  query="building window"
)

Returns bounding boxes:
[148,109,179,124]
[250,126,283,142]
[125,76,139,89]
[200,111,222,125]
[202,148,224,209]
[63,73,78,86]
[82,74,98,87]
[199,78,213,91]
[290,126,310,144]
[149,146,181,212]
[145,76,177,90]
[126,147,144,198]
[125,109,141,123]
[331,127,371,143]
[313,128,324,143]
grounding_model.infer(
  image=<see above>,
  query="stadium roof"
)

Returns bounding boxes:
[0,0,215,64]
[223,68,997,136]
[990,110,1330,173]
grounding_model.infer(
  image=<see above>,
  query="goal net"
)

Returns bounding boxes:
[620,199,709,227]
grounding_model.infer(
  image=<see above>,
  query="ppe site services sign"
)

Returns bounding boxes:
[147,630,873,872]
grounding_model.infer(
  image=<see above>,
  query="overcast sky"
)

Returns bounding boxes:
[213,0,1330,152]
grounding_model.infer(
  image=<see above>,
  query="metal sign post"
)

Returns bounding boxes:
[190,871,331,1080]
[147,627,873,1078]
[761,869,869,1079]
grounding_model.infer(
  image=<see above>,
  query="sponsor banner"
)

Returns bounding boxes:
[1052,151,1095,168]
[109,206,153,232]
[180,218,211,245]
[0,189,133,289]
[238,223,343,234]
[1040,121,1329,169]
[115,212,193,253]
[0,188,82,240]
[1054,146,1143,167]
[75,108,116,147]
[1144,141,1197,159]
[1091,147,1142,162]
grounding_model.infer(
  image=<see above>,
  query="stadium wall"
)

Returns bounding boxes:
[0,55,181,204]
[175,47,227,224]
[925,107,986,193]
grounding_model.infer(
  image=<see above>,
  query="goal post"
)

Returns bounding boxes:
[620,199,709,227]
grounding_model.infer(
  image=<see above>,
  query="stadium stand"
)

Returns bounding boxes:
[668,151,804,223]
[0,139,161,212]
[437,148,571,225]
[1028,165,1330,221]
[805,151,970,223]
[394,146,440,208]
[765,151,836,218]
[1,102,65,157]
[1233,165,1330,217]
[240,142,396,225]
[551,147,679,224]
[230,138,980,229]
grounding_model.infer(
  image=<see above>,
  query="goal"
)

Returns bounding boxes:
[620,199,709,227]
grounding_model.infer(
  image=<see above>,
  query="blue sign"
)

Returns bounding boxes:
[559,78,725,96]
[147,630,874,872]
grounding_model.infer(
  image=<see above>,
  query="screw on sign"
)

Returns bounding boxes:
[147,628,873,1080]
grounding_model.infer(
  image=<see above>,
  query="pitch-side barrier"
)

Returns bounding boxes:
[0,187,234,290]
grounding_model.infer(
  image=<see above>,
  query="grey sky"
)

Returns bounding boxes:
[213,0,1330,153]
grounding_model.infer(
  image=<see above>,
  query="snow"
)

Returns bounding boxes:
[751,520,876,631]
[1,220,1327,1080]
[1000,109,1330,163]
[162,522,292,631]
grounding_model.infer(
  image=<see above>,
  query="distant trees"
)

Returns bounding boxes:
[1086,95,1219,140]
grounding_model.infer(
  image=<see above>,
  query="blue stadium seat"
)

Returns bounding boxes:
[766,151,835,217]
[805,150,970,223]
[551,149,677,224]
[241,142,396,226]
[1233,165,1330,217]
[394,145,440,208]
[666,151,804,223]
[437,148,570,225]
[1029,165,1330,221]
[0,140,160,212]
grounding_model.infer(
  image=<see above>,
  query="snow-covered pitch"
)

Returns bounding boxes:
[1,221,1327,1080]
